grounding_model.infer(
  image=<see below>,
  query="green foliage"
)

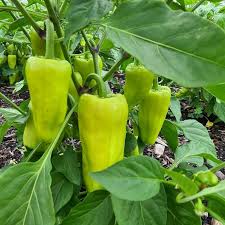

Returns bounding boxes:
[1,0,225,224]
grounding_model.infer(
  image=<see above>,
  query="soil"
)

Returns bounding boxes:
[0,83,224,225]
[0,85,29,168]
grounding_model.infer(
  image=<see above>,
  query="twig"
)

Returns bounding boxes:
[0,91,26,116]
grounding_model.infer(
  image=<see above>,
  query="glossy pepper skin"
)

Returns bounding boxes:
[23,104,40,149]
[124,63,154,107]
[25,57,71,142]
[139,86,171,144]
[74,53,103,81]
[8,55,17,69]
[78,94,128,192]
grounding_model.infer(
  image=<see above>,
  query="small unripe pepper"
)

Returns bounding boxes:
[194,198,205,216]
[74,53,103,81]
[124,62,154,107]
[8,55,17,69]
[138,84,171,144]
[195,171,219,187]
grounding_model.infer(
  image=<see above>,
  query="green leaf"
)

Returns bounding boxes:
[175,119,216,163]
[170,97,181,121]
[65,0,113,40]
[164,169,199,195]
[62,191,113,225]
[9,17,29,31]
[206,191,225,223]
[0,121,12,143]
[205,83,225,102]
[0,153,55,225]
[101,0,225,87]
[91,156,164,201]
[174,142,218,167]
[161,120,178,151]
[184,0,199,5]
[178,180,225,203]
[124,132,137,156]
[52,148,81,186]
[111,186,167,225]
[214,101,225,122]
[0,105,75,225]
[51,172,74,213]
[0,108,27,124]
[166,186,201,225]
[176,120,212,145]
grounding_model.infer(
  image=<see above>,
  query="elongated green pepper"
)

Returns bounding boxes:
[8,55,17,69]
[138,86,171,144]
[25,57,71,142]
[78,93,128,192]
[25,20,72,143]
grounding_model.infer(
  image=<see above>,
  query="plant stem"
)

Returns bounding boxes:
[97,31,106,49]
[84,73,107,98]
[59,0,68,16]
[81,30,100,75]
[44,0,82,91]
[210,162,225,173]
[45,19,55,59]
[0,6,47,18]
[24,143,44,162]
[0,37,29,45]
[191,0,206,12]
[103,52,129,81]
[152,76,159,90]
[1,0,30,40]
[81,30,93,53]
[134,58,139,66]
[93,52,100,75]
[0,92,26,116]
[10,0,43,35]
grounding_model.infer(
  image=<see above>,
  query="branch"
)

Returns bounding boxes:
[44,0,82,91]
[10,0,44,35]
[1,0,30,40]
[0,92,26,116]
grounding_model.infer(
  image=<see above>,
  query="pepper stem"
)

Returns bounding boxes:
[134,58,140,66]
[84,73,107,98]
[45,19,55,59]
[153,76,159,90]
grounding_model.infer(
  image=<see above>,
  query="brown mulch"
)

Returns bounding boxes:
[0,85,29,168]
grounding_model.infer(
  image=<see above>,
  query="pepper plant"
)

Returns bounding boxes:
[1,0,225,225]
